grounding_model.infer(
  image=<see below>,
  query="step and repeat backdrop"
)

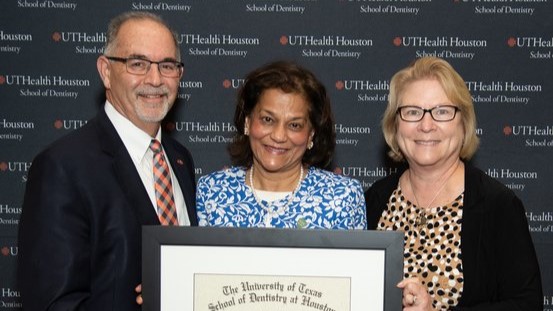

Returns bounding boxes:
[1,0,552,309]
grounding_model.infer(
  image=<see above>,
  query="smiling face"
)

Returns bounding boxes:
[396,79,464,170]
[97,18,181,137]
[246,88,314,176]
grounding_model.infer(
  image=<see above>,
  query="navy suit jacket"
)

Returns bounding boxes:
[18,108,197,310]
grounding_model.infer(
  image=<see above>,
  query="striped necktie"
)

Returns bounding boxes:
[149,139,178,225]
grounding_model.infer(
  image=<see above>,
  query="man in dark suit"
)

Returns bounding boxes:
[17,11,197,310]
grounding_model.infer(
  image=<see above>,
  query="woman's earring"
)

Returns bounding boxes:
[244,127,249,136]
[307,141,314,150]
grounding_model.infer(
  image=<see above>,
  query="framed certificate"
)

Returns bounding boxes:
[142,226,403,311]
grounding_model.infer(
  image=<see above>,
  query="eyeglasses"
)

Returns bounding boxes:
[105,56,184,78]
[397,105,460,122]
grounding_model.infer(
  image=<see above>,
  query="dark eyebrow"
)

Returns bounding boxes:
[259,109,308,122]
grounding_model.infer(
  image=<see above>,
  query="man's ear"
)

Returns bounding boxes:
[97,55,112,89]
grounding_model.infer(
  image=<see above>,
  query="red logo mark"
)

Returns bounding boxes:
[54,120,63,129]
[222,79,231,89]
[503,125,513,136]
[507,37,517,48]
[335,81,345,90]
[52,32,62,42]
[1,247,9,256]
[164,121,175,132]
[0,75,5,85]
[0,162,8,172]
[279,36,288,45]
[333,167,343,175]
[393,37,402,47]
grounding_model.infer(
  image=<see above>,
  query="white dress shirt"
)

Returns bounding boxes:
[104,101,190,226]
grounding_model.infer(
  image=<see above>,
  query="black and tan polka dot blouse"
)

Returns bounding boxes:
[377,185,465,310]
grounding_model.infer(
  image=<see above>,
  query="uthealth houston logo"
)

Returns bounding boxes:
[51,31,106,43]
[222,78,245,89]
[0,74,90,86]
[1,246,17,257]
[507,36,553,48]
[0,161,31,173]
[503,125,553,147]
[53,119,88,130]
[392,36,487,47]
[279,35,373,47]
[503,125,553,136]
[334,80,389,91]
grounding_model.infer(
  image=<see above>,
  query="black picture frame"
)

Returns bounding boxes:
[142,226,403,311]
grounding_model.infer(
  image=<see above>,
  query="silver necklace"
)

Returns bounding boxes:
[249,165,304,217]
[409,161,460,227]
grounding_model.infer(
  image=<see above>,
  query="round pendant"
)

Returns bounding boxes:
[415,214,426,226]
[297,218,307,228]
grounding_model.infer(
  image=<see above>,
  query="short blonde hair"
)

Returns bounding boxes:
[382,56,479,162]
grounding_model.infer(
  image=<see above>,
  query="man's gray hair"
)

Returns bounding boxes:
[103,11,181,60]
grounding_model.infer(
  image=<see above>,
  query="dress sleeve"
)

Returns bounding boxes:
[349,178,368,229]
[195,175,209,226]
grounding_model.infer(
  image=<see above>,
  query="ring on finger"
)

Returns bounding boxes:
[413,295,418,305]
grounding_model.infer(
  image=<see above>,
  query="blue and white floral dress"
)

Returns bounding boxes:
[196,166,367,229]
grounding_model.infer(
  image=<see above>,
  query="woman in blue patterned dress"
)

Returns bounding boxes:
[196,61,366,229]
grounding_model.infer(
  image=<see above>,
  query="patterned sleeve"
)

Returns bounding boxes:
[195,175,210,226]
[349,178,368,229]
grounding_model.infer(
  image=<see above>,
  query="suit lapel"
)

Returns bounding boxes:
[96,109,160,226]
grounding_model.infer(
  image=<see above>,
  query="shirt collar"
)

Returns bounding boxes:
[104,101,162,164]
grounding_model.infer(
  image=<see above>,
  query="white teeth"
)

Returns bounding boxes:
[416,140,438,145]
[266,146,286,153]
[142,94,162,97]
